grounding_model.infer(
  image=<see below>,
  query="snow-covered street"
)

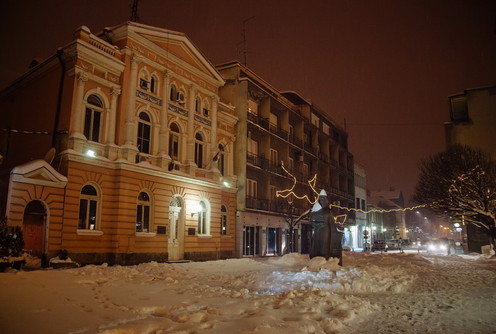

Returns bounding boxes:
[1,251,495,334]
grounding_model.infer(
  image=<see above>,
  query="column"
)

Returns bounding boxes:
[158,70,170,156]
[72,71,88,138]
[210,95,220,174]
[124,54,141,147]
[186,84,196,165]
[106,87,121,145]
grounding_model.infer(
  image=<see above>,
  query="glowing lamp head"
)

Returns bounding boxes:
[86,149,96,157]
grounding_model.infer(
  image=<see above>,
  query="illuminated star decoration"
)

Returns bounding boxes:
[275,161,428,226]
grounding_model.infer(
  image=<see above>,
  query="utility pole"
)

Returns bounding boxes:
[240,16,255,66]
[130,0,140,22]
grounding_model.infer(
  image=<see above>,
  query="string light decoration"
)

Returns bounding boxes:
[275,161,320,204]
[275,161,428,225]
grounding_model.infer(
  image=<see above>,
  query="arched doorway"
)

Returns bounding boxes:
[168,196,184,260]
[23,200,47,257]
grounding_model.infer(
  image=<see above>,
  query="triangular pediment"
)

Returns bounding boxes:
[11,159,67,188]
[124,23,224,86]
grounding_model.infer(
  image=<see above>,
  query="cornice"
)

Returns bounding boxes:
[63,150,236,193]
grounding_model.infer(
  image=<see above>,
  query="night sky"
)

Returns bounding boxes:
[1,0,495,203]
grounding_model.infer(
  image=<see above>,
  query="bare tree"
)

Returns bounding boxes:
[414,145,496,254]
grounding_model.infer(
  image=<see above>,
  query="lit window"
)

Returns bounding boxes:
[194,133,204,168]
[136,191,151,232]
[197,200,210,235]
[78,185,99,230]
[137,112,151,154]
[84,94,103,142]
[220,205,227,235]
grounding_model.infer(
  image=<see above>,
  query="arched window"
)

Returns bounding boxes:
[78,185,98,230]
[136,191,151,232]
[202,100,210,117]
[169,122,180,161]
[194,133,204,168]
[195,97,201,113]
[197,200,209,235]
[137,112,151,154]
[218,144,225,176]
[139,70,150,90]
[170,84,178,101]
[220,204,227,235]
[150,75,158,94]
[84,94,103,142]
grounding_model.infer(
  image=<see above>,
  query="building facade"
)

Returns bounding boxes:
[216,62,355,257]
[368,189,406,241]
[444,85,496,253]
[0,22,238,265]
[352,162,367,249]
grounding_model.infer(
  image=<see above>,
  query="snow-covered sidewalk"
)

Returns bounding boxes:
[0,252,495,334]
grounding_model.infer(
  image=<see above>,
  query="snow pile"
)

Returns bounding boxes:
[1,252,495,333]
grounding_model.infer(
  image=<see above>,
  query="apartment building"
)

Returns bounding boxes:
[0,22,238,265]
[217,62,355,257]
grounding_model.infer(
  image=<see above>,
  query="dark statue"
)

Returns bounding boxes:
[309,190,343,264]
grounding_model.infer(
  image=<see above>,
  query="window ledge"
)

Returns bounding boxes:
[77,229,104,236]
[135,232,157,237]
[197,234,212,238]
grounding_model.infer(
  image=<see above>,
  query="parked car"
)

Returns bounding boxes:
[372,240,388,252]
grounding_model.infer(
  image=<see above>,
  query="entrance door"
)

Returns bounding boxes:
[22,200,46,257]
[168,196,184,260]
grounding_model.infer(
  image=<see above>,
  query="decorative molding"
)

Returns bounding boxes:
[136,90,162,106]
[168,103,188,117]
[194,114,212,127]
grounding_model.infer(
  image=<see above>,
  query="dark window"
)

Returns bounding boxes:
[137,112,151,154]
[195,133,204,168]
[84,94,103,142]
[136,191,151,232]
[220,205,227,235]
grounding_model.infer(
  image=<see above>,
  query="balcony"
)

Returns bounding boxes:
[246,197,269,211]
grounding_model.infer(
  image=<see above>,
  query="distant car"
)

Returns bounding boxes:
[426,238,456,255]
[386,239,401,250]
[372,240,388,252]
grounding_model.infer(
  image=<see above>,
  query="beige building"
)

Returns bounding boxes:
[0,22,238,265]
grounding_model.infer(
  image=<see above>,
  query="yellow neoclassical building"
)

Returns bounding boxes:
[0,22,238,265]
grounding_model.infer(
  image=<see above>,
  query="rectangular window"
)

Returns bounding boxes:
[247,179,257,199]
[288,157,294,172]
[221,214,227,235]
[248,138,258,155]
[269,113,278,128]
[248,99,258,115]
[356,198,360,209]
[361,199,366,211]
[270,148,278,165]
[270,185,276,201]
[289,125,294,141]
[303,163,309,178]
